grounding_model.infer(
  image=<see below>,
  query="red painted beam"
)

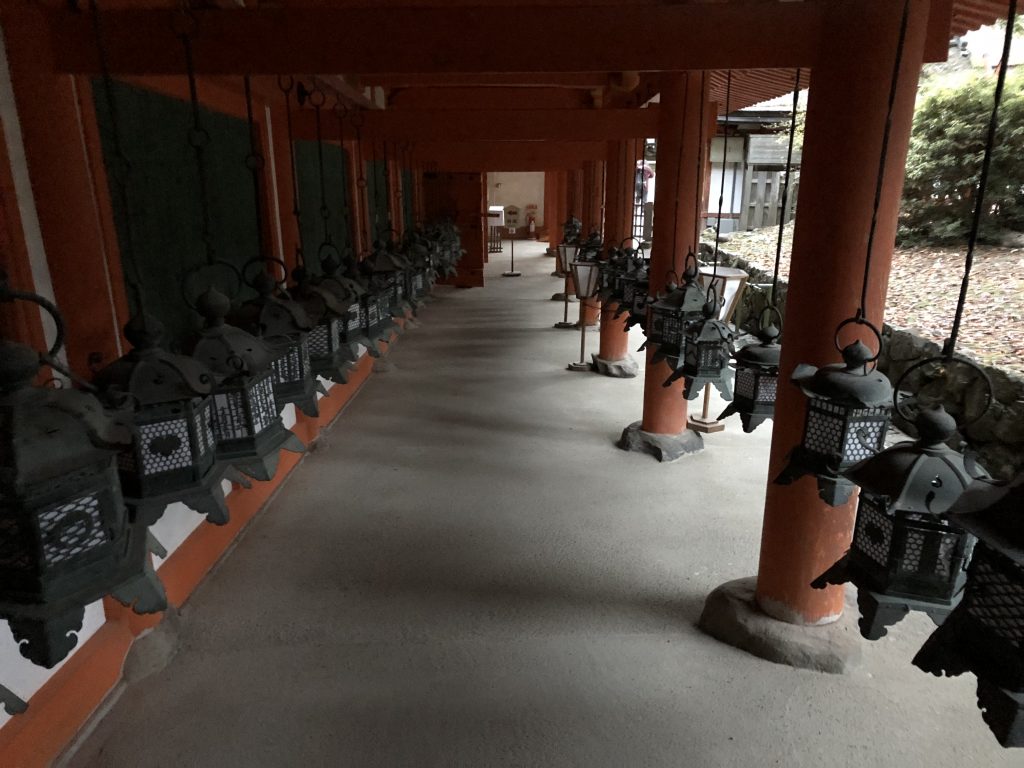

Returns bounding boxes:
[46,3,824,74]
[294,107,658,142]
[387,87,593,111]
[412,141,605,171]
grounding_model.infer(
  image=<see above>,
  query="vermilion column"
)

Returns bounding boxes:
[579,160,604,326]
[755,0,928,624]
[597,139,635,366]
[639,72,705,434]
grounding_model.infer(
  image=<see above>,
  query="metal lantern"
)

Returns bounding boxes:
[189,287,304,482]
[717,315,781,433]
[561,216,582,246]
[913,473,1024,747]
[813,406,985,639]
[556,241,581,276]
[317,251,380,358]
[641,262,706,366]
[290,266,365,377]
[0,288,166,668]
[570,259,601,301]
[93,313,232,526]
[363,238,411,319]
[663,293,735,401]
[229,269,322,419]
[775,323,893,506]
[620,259,652,330]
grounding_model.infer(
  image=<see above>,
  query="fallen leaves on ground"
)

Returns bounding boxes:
[716,224,1024,374]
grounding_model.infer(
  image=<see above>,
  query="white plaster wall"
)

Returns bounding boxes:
[0,601,105,730]
[486,172,545,226]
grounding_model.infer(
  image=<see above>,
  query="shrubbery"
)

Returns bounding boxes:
[899,70,1024,245]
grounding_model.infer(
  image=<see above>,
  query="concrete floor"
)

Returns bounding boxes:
[67,241,1017,768]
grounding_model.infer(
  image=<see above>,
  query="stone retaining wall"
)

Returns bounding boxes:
[702,242,1024,480]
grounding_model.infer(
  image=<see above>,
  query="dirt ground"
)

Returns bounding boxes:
[717,225,1024,374]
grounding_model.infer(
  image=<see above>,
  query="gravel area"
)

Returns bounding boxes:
[716,224,1024,374]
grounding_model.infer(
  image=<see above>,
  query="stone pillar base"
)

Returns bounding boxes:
[616,420,703,462]
[373,357,396,373]
[551,292,577,302]
[592,353,639,378]
[698,577,862,674]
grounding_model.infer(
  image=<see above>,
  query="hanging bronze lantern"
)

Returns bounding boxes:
[230,262,323,419]
[664,290,735,401]
[290,264,366,377]
[813,399,989,639]
[93,313,233,526]
[641,256,706,366]
[913,472,1024,747]
[0,283,166,668]
[362,239,408,325]
[717,309,782,433]
[189,285,304,482]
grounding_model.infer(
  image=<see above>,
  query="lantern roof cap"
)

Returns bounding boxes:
[791,341,893,407]
[190,288,274,379]
[735,328,781,369]
[229,290,312,340]
[844,407,986,516]
[291,271,353,320]
[695,317,734,344]
[650,278,704,314]
[949,473,1024,564]
[94,314,215,405]
[1,363,132,490]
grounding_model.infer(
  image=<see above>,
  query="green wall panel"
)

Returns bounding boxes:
[293,140,354,272]
[93,80,259,350]
[365,159,391,241]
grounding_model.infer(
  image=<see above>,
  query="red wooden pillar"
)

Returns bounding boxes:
[597,139,637,369]
[638,72,705,435]
[755,0,928,625]
[543,171,558,247]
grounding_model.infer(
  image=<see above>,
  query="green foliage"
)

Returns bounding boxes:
[899,70,1024,245]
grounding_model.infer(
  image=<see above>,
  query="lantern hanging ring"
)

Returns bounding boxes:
[349,108,366,130]
[318,239,341,264]
[242,256,290,292]
[333,98,349,122]
[833,315,883,365]
[277,75,294,94]
[0,273,65,358]
[892,355,993,427]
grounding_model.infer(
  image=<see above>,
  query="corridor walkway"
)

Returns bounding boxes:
[67,242,1015,768]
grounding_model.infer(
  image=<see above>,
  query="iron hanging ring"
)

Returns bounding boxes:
[892,354,994,427]
[242,257,290,291]
[0,277,66,358]
[619,236,641,250]
[664,269,680,287]
[318,239,341,263]
[758,304,784,332]
[349,109,366,130]
[834,315,883,367]
[181,260,244,310]
[682,249,700,279]
[307,83,327,108]
[333,98,349,122]
[277,75,295,94]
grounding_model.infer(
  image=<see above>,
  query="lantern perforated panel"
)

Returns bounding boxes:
[735,368,756,400]
[308,324,331,357]
[248,374,276,434]
[853,497,894,569]
[0,516,32,572]
[805,402,846,455]
[194,400,215,458]
[38,495,108,566]
[757,375,778,404]
[272,343,305,385]
[699,343,720,369]
[844,415,886,463]
[346,306,361,333]
[212,391,249,440]
[623,283,636,305]
[967,556,1024,648]
[138,418,193,475]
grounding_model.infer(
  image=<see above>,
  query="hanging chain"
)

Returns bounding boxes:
[179,20,215,266]
[945,0,1017,357]
[309,81,332,247]
[278,76,305,268]
[669,74,691,276]
[89,0,146,313]
[334,97,353,247]
[772,68,802,309]
[351,109,370,248]
[859,0,912,322]
[693,75,706,254]
[243,75,268,264]
[711,70,733,283]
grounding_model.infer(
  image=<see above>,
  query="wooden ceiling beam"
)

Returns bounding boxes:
[293,107,658,142]
[46,3,824,74]
[413,141,604,172]
[386,87,593,110]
